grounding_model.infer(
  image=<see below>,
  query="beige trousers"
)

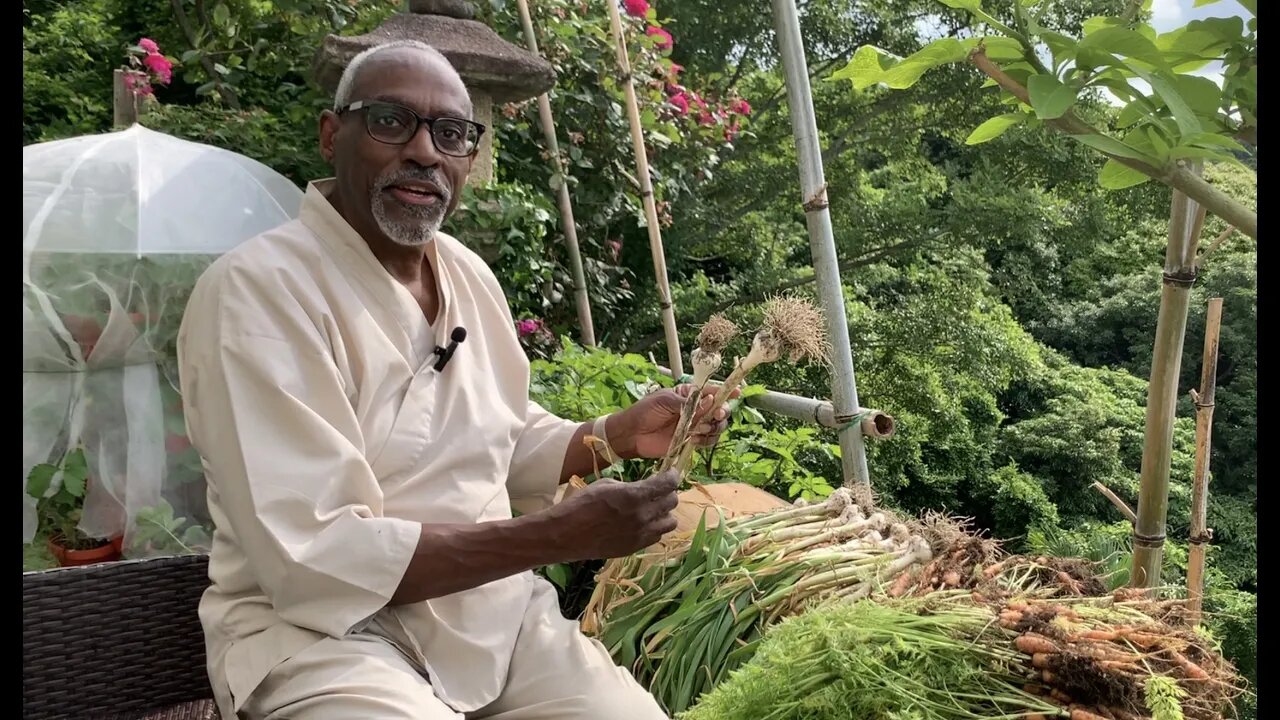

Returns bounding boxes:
[241,581,668,720]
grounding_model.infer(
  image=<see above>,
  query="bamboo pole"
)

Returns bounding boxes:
[603,0,683,378]
[1186,297,1223,625]
[651,362,895,438]
[1130,163,1206,588]
[514,0,597,346]
[768,0,871,488]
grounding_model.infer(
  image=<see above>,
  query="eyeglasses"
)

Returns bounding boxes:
[338,100,485,157]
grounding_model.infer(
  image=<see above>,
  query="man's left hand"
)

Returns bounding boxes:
[612,384,737,460]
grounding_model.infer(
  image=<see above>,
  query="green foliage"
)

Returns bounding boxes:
[26,449,93,548]
[829,0,1257,200]
[22,0,122,143]
[128,499,212,557]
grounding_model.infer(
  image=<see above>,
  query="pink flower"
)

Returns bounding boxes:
[144,53,173,84]
[730,98,752,115]
[691,93,707,110]
[516,319,542,337]
[669,92,689,115]
[646,26,673,50]
[724,122,741,142]
[138,38,160,54]
[623,0,649,17]
[667,63,683,78]
[124,73,153,97]
[607,239,623,262]
[697,111,715,126]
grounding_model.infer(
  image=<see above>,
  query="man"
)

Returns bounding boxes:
[177,40,730,720]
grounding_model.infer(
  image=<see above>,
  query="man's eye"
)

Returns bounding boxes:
[375,114,407,128]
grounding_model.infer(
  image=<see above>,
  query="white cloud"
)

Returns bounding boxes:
[1150,0,1184,23]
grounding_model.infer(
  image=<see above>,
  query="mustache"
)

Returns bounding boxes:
[374,167,452,200]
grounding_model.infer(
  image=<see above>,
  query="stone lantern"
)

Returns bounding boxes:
[312,0,556,185]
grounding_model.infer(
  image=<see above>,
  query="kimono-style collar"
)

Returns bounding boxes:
[299,179,455,331]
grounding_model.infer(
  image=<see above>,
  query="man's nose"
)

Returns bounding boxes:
[400,122,444,167]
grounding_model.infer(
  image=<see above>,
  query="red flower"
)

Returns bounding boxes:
[668,62,684,78]
[730,98,752,115]
[623,0,650,17]
[669,92,689,115]
[646,26,673,50]
[697,111,715,126]
[724,122,741,142]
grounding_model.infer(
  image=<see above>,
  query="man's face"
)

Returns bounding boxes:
[320,49,475,247]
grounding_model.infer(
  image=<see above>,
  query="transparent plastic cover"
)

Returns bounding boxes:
[23,125,304,558]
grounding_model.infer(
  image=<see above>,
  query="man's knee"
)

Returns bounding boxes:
[242,636,460,720]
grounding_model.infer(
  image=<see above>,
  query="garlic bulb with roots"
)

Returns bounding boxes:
[658,314,740,473]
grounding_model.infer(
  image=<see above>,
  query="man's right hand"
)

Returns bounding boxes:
[550,470,681,562]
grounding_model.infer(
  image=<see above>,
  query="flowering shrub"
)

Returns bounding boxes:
[484,0,753,342]
[123,37,174,97]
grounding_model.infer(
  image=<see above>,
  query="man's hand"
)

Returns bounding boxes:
[549,470,680,561]
[612,384,737,460]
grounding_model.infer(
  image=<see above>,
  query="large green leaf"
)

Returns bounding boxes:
[965,113,1025,145]
[829,45,900,91]
[1126,64,1203,136]
[881,39,970,89]
[1077,27,1166,65]
[26,464,56,499]
[1026,74,1077,119]
[961,36,1025,61]
[1173,74,1224,117]
[1071,132,1157,162]
[938,0,982,10]
[1180,131,1246,152]
[1098,159,1151,189]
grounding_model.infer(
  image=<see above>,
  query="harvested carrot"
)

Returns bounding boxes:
[942,569,961,586]
[887,571,913,598]
[1007,599,1030,612]
[1069,707,1108,720]
[1168,649,1210,680]
[1016,633,1060,655]
[1040,670,1057,684]
[1050,688,1073,704]
[1075,629,1120,642]
[983,559,1010,578]
[1123,631,1165,649]
[1025,714,1049,720]
[1032,653,1053,669]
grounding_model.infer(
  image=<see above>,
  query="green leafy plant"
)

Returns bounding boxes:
[128,499,212,557]
[26,449,98,550]
[830,0,1257,238]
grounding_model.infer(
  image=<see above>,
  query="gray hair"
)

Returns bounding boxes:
[332,40,465,111]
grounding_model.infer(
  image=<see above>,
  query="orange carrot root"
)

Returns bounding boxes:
[1032,653,1053,669]
[1069,707,1109,720]
[1016,633,1060,655]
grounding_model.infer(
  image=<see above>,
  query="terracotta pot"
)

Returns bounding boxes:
[47,534,123,567]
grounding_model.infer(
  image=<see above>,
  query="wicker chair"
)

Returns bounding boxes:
[23,554,221,720]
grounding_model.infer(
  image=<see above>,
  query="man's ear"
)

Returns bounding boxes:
[319,109,341,165]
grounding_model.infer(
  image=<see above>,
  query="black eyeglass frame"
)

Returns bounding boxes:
[338,100,486,158]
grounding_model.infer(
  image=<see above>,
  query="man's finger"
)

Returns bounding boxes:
[640,469,680,496]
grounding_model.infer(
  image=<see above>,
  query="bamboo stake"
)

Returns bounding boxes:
[1186,297,1223,626]
[514,0,596,346]
[603,0,683,378]
[1131,164,1206,588]
[769,0,872,487]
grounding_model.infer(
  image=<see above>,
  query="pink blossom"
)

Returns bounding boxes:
[144,53,173,84]
[646,26,673,50]
[665,82,683,96]
[724,122,741,142]
[691,93,707,110]
[623,0,650,17]
[124,72,153,97]
[730,98,752,115]
[138,38,160,54]
[516,319,542,337]
[697,111,715,126]
[667,62,683,78]
[607,239,623,262]
[669,92,689,115]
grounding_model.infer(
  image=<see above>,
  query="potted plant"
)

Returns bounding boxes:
[26,449,123,567]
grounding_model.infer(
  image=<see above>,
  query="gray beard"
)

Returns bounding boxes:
[370,172,451,247]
